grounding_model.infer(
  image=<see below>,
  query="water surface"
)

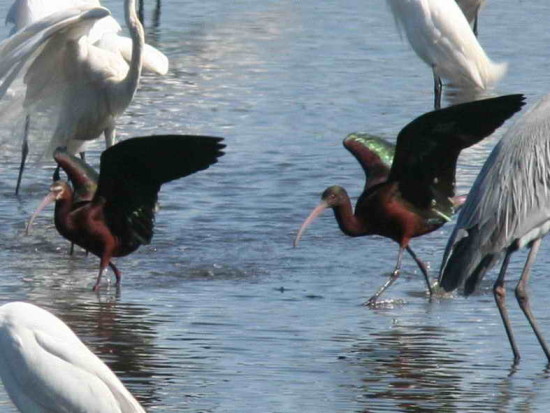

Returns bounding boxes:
[0,1,550,411]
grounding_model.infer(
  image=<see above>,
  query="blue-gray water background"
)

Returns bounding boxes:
[0,0,550,411]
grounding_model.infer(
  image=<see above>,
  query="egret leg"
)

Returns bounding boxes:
[493,248,521,363]
[104,127,116,148]
[15,115,30,195]
[109,262,122,286]
[473,13,479,37]
[515,239,550,361]
[406,246,433,297]
[365,247,404,306]
[433,69,442,110]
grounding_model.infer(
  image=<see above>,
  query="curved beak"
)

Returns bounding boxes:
[25,191,56,235]
[293,201,329,247]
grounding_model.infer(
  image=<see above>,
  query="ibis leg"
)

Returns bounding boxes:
[406,246,433,297]
[93,254,112,291]
[433,69,442,110]
[109,262,122,286]
[515,239,550,361]
[493,248,521,363]
[365,247,404,306]
[15,115,30,195]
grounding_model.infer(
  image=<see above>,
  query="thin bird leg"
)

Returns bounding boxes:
[79,152,86,162]
[493,248,521,363]
[515,239,550,362]
[138,0,144,23]
[473,13,479,36]
[406,246,433,296]
[93,254,112,291]
[433,68,442,110]
[15,115,30,195]
[104,127,116,148]
[365,247,404,306]
[69,243,74,256]
[109,262,122,286]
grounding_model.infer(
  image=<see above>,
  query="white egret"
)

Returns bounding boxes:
[0,0,147,194]
[5,0,169,75]
[0,301,145,412]
[386,0,505,109]
[439,93,550,363]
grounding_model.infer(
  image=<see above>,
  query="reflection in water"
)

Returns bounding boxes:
[350,322,463,412]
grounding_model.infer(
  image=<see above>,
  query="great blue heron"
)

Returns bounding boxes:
[439,94,550,363]
[386,0,504,110]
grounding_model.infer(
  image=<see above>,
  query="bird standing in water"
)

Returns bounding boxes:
[26,135,225,291]
[439,93,550,363]
[295,95,525,306]
[387,0,505,109]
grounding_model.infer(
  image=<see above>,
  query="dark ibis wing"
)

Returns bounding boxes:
[53,148,99,203]
[388,94,525,215]
[95,135,225,246]
[343,133,394,190]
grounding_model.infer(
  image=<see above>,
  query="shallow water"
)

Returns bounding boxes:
[0,0,550,411]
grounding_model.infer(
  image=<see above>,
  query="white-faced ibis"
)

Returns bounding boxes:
[0,0,149,194]
[294,95,525,306]
[439,93,550,364]
[26,135,225,291]
[387,0,505,109]
[0,301,145,412]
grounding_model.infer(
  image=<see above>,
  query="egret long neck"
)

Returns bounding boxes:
[122,0,144,97]
[332,197,368,237]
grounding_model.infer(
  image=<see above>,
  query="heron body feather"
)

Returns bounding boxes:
[440,94,550,293]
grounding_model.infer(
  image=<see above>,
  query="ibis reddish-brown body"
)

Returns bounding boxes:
[28,135,225,290]
[294,95,525,306]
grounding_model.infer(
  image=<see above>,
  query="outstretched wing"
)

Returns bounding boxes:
[53,148,98,204]
[343,133,394,190]
[95,135,225,246]
[388,94,525,216]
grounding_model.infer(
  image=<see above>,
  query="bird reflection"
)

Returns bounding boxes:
[349,323,463,411]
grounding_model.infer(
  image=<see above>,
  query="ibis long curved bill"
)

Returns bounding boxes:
[25,188,57,235]
[294,201,329,247]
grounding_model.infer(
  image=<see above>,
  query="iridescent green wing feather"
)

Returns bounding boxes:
[343,133,395,190]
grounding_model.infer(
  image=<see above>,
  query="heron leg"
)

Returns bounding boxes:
[15,115,30,195]
[493,248,521,363]
[406,246,433,297]
[433,68,442,110]
[109,262,122,286]
[515,239,550,361]
[365,247,404,306]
